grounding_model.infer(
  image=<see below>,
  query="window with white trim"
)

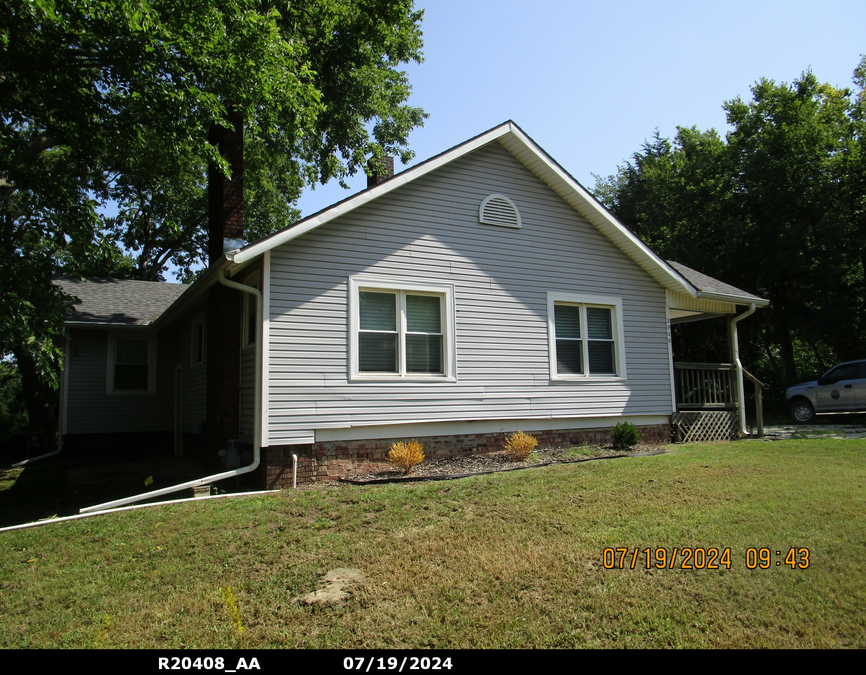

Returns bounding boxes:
[106,333,157,393]
[547,292,626,379]
[349,277,455,380]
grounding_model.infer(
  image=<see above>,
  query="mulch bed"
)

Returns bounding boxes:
[339,444,666,485]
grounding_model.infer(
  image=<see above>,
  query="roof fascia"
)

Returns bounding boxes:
[228,120,699,298]
[697,291,770,307]
[151,258,232,329]
[65,322,153,329]
[229,123,520,265]
[499,124,698,298]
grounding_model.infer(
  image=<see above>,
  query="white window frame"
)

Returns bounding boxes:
[106,332,157,395]
[190,312,205,366]
[547,292,627,381]
[349,276,456,382]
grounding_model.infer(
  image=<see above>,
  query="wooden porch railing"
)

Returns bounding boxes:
[674,362,737,410]
[674,362,764,437]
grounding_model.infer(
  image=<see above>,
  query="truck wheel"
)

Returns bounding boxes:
[789,399,815,424]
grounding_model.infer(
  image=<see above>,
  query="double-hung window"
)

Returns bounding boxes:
[107,333,157,393]
[547,292,626,380]
[350,277,455,380]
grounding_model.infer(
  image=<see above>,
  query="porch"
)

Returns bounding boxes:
[665,261,769,443]
[672,362,764,442]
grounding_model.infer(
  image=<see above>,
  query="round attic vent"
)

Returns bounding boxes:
[479,194,521,229]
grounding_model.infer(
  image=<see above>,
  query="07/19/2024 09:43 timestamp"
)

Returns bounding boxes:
[601,547,810,570]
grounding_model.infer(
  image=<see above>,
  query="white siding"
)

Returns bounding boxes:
[240,342,256,440]
[267,142,672,443]
[65,328,174,435]
[176,310,207,435]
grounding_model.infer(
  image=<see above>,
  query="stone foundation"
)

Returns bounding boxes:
[262,423,671,488]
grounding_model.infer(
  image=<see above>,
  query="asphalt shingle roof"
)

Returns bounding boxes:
[667,261,765,303]
[53,276,189,326]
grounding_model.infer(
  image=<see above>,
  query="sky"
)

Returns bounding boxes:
[293,0,866,218]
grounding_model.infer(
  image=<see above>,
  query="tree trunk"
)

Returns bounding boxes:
[12,346,53,434]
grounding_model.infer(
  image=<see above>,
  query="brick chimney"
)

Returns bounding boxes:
[208,109,245,265]
[367,156,394,188]
[205,108,244,459]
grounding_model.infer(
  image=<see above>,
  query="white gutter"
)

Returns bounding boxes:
[730,303,757,436]
[11,446,60,468]
[697,291,769,307]
[79,269,263,514]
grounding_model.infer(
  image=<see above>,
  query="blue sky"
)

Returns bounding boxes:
[294,0,866,217]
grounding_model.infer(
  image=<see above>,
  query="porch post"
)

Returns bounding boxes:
[729,304,757,436]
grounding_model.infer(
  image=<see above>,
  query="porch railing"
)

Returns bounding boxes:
[674,362,737,410]
[674,362,764,437]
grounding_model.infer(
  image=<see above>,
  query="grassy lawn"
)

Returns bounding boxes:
[1,439,864,649]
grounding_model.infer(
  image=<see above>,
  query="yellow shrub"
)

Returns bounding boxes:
[504,431,538,461]
[388,440,425,475]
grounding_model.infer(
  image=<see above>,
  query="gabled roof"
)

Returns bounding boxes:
[136,120,767,324]
[667,262,768,306]
[54,276,190,326]
[228,121,701,297]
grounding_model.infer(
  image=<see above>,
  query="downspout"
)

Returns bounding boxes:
[12,337,69,468]
[729,303,757,436]
[80,269,263,513]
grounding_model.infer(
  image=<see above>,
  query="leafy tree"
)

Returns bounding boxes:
[593,60,866,402]
[1,0,427,429]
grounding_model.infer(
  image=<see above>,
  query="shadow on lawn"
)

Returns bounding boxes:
[0,452,260,528]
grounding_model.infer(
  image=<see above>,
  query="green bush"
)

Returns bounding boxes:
[611,422,641,450]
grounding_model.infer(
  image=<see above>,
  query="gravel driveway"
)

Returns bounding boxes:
[758,421,866,440]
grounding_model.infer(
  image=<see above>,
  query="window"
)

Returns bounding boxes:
[349,277,455,380]
[107,333,156,393]
[547,292,626,380]
[191,313,204,365]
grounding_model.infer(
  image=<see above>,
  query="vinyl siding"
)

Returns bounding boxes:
[177,310,207,435]
[65,328,175,434]
[240,341,256,440]
[267,141,672,443]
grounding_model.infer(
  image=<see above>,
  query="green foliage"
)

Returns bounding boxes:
[593,59,866,404]
[0,361,29,446]
[610,422,641,450]
[1,0,428,424]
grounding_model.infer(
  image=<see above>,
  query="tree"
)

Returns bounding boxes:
[1,0,427,429]
[593,60,866,403]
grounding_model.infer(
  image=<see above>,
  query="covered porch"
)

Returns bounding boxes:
[665,262,769,442]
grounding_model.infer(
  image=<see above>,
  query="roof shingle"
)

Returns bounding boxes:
[53,276,189,326]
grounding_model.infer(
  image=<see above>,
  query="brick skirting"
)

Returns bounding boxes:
[261,423,671,488]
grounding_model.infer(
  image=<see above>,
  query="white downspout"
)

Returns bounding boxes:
[79,269,263,514]
[729,303,757,436]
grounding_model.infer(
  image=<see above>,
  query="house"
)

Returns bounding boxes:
[54,121,768,493]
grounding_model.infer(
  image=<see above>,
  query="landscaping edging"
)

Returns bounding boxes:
[339,448,667,485]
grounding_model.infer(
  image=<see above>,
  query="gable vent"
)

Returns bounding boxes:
[479,194,521,229]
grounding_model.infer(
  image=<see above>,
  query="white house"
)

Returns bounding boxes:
[56,121,767,493]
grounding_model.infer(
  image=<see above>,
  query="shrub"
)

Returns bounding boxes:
[611,422,641,450]
[504,430,538,460]
[388,440,425,475]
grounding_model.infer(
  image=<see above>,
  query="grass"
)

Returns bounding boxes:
[1,439,864,648]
